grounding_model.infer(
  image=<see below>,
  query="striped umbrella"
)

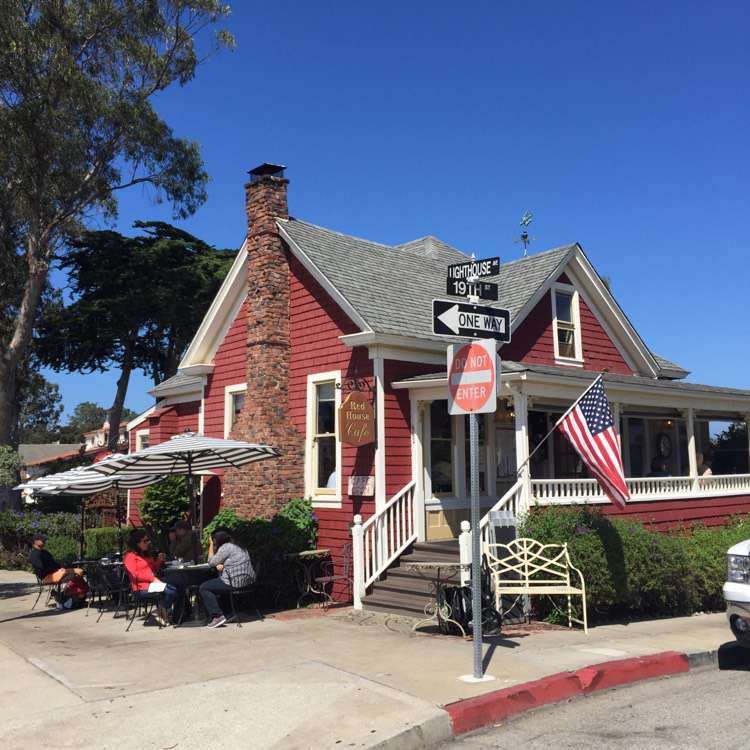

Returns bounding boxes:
[15,459,166,557]
[88,432,279,526]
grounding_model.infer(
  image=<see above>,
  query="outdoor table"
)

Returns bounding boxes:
[161,562,214,626]
[401,561,468,637]
[284,549,331,608]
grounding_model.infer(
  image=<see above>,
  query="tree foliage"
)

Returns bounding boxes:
[37,223,234,448]
[15,368,63,443]
[139,476,190,537]
[0,445,22,486]
[0,0,233,443]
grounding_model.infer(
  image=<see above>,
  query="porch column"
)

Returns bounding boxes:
[373,356,386,512]
[611,402,622,450]
[683,408,698,488]
[745,415,750,474]
[511,389,530,515]
[411,399,428,542]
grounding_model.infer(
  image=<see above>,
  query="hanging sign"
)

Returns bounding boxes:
[338,391,375,446]
[447,339,499,416]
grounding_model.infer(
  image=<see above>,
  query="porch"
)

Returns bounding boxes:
[394,361,750,540]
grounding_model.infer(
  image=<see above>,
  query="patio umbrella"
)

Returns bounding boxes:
[88,432,279,528]
[15,460,165,557]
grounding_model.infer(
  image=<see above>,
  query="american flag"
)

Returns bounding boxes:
[557,376,629,508]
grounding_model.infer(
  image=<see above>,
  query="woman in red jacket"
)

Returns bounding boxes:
[124,529,178,626]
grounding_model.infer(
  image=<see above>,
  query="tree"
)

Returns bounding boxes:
[0,1,233,444]
[56,401,137,443]
[37,225,233,449]
[15,368,63,443]
[0,445,22,486]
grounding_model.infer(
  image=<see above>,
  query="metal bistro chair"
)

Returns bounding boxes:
[124,569,164,632]
[32,573,61,610]
[94,565,131,623]
[313,543,353,610]
[225,558,263,627]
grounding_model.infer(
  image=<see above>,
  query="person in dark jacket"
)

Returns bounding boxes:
[28,533,84,584]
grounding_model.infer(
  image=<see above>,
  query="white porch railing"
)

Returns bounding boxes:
[479,479,525,547]
[351,480,417,609]
[531,473,750,505]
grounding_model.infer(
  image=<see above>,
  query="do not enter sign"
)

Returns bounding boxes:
[447,339,499,416]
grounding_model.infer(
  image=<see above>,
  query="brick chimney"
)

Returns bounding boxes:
[222,163,305,519]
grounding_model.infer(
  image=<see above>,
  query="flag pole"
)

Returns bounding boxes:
[513,372,605,477]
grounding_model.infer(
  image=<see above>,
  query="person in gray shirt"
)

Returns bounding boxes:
[200,529,255,628]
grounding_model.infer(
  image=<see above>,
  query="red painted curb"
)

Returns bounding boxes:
[444,650,690,736]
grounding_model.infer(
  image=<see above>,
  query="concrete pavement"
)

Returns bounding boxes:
[0,569,736,749]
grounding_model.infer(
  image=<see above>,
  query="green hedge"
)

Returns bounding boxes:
[45,534,80,566]
[84,526,132,559]
[520,506,750,624]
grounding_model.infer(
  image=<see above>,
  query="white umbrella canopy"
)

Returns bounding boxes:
[88,433,280,526]
[88,432,279,477]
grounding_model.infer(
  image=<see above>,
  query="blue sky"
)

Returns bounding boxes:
[45,1,750,419]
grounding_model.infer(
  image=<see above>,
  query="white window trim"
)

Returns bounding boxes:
[224,383,247,439]
[135,428,150,451]
[551,283,584,366]
[305,370,342,508]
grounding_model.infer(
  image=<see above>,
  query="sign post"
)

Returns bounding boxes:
[447,339,499,682]
[433,262,511,682]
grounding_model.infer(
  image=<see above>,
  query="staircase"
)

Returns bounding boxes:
[363,540,460,619]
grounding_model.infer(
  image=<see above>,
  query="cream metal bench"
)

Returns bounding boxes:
[483,537,588,633]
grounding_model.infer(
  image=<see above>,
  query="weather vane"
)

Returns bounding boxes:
[514,211,535,257]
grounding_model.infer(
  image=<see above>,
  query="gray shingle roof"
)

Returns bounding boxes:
[278,218,687,378]
[149,371,204,397]
[19,444,83,465]
[279,217,573,344]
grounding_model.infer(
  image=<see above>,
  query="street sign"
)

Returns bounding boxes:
[447,256,500,281]
[447,339,499,415]
[446,278,498,301]
[432,299,511,343]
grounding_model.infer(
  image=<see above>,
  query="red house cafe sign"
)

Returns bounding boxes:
[338,391,375,447]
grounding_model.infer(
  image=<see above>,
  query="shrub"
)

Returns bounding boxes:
[202,498,318,608]
[0,509,80,551]
[85,526,132,558]
[0,446,22,487]
[519,506,750,624]
[138,477,190,536]
[45,534,80,566]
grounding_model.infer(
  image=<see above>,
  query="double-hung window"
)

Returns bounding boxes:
[224,384,247,438]
[306,371,341,505]
[552,284,583,363]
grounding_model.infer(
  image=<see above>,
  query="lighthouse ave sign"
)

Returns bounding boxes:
[447,339,500,416]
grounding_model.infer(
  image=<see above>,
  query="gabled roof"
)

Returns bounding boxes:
[278,217,573,340]
[179,216,687,381]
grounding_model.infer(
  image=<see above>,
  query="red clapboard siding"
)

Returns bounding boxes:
[500,285,633,375]
[288,253,373,599]
[203,299,249,441]
[383,360,438,499]
[599,494,750,530]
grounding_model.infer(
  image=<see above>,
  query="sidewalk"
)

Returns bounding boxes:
[0,570,734,749]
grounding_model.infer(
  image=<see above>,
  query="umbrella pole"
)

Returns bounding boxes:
[80,498,86,561]
[115,482,124,556]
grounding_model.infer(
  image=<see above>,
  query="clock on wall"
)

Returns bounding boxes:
[656,432,673,459]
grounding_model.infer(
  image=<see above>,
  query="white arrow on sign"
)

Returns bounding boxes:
[438,304,506,336]
[437,304,461,334]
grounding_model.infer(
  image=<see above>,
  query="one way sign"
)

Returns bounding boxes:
[432,299,511,343]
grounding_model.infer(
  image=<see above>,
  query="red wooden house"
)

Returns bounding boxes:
[126,163,750,612]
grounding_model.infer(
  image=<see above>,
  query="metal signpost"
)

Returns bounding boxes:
[434,265,511,682]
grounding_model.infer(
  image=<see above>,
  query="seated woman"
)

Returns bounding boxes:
[199,529,255,628]
[123,529,178,626]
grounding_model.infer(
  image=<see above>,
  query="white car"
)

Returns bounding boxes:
[723,539,750,646]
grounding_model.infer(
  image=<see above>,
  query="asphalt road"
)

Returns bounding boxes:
[452,645,750,750]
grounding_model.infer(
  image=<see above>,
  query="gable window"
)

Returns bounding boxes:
[305,371,342,506]
[136,429,150,451]
[224,383,247,438]
[551,284,583,364]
